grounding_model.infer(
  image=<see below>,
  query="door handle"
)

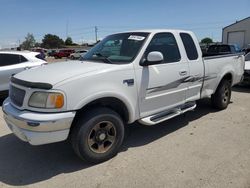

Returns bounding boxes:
[24,67,31,70]
[179,70,187,76]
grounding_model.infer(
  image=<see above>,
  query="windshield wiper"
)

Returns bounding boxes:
[93,52,113,64]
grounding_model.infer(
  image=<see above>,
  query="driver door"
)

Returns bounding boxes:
[138,32,190,117]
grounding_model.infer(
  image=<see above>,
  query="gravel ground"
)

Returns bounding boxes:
[0,86,250,188]
[45,57,72,63]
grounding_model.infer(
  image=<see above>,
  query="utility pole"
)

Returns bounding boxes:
[95,26,98,42]
[66,20,69,38]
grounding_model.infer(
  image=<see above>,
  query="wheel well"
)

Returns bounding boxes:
[74,97,129,123]
[222,73,233,83]
[214,73,233,94]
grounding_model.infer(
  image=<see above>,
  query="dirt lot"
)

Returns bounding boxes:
[46,57,71,63]
[0,87,250,188]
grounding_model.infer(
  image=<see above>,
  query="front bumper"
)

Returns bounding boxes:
[2,98,76,145]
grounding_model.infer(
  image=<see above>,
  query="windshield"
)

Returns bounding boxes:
[82,32,149,64]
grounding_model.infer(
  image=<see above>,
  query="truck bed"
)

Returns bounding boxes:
[201,53,244,98]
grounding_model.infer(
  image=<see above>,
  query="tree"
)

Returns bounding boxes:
[201,37,213,44]
[34,42,41,47]
[21,33,36,50]
[41,34,64,49]
[65,37,73,45]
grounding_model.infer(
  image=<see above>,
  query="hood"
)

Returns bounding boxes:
[14,60,114,86]
[245,60,250,70]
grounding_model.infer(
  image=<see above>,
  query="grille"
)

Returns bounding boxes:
[9,85,26,107]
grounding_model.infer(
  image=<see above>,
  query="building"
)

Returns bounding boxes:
[222,17,250,49]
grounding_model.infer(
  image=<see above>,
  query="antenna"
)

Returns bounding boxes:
[95,26,98,42]
[66,20,69,38]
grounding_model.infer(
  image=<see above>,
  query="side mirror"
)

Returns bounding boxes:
[140,51,164,66]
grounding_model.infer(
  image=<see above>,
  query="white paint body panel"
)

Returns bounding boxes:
[245,60,250,70]
[2,29,245,145]
[201,55,244,98]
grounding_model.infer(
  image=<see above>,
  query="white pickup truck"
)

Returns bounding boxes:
[2,30,244,163]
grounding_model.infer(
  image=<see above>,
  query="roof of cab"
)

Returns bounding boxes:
[112,29,193,34]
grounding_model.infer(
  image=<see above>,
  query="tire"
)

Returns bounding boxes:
[70,107,125,164]
[211,79,232,110]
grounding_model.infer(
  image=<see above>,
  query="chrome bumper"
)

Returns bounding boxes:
[2,98,76,145]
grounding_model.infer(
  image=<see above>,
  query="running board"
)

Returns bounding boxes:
[139,103,197,126]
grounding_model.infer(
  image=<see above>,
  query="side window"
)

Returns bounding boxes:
[180,33,198,60]
[0,54,21,67]
[20,55,28,63]
[145,33,181,63]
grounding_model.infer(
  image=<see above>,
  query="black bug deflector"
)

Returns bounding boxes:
[11,77,53,90]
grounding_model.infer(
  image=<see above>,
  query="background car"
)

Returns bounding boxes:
[0,51,47,96]
[204,44,241,56]
[47,49,57,57]
[70,50,88,59]
[79,51,88,60]
[53,49,75,59]
[242,47,250,55]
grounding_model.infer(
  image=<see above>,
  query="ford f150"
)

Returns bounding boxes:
[2,30,245,163]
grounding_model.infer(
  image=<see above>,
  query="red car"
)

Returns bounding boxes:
[54,49,75,59]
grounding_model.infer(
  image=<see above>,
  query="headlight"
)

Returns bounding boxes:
[29,92,64,109]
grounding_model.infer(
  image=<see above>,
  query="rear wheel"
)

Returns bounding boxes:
[71,107,125,163]
[211,79,231,110]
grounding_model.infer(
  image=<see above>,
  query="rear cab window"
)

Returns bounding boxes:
[180,33,199,60]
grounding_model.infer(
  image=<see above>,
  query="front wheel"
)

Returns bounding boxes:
[70,107,125,163]
[211,79,232,110]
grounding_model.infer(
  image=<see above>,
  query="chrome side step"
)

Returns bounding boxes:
[139,102,196,126]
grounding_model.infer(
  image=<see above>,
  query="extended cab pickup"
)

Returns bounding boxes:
[2,30,244,163]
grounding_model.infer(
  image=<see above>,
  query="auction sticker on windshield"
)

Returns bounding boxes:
[128,35,145,41]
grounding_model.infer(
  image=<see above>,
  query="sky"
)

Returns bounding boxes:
[0,0,249,48]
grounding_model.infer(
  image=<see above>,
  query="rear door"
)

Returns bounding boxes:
[0,54,28,91]
[179,32,204,102]
[138,32,190,117]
